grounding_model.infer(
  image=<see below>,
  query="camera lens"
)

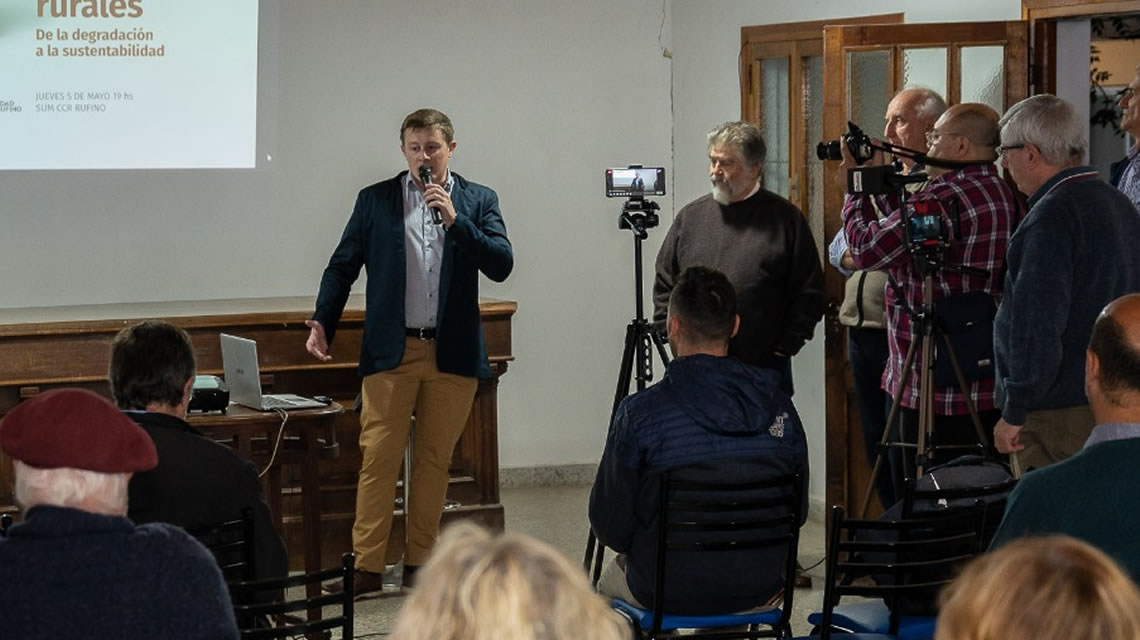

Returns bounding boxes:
[816,140,843,161]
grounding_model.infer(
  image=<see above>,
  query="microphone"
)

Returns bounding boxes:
[418,165,443,225]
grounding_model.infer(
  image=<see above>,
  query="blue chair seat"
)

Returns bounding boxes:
[612,598,782,633]
[788,629,893,634]
[806,600,935,640]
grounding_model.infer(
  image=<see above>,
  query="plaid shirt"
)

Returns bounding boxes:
[842,163,1019,414]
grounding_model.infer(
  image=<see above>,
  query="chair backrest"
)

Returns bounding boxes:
[186,508,257,583]
[901,474,1017,548]
[648,463,803,636]
[821,504,987,638]
[229,552,355,639]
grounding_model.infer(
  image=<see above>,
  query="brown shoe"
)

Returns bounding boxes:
[323,569,386,599]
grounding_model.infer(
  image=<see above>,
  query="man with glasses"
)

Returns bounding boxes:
[830,88,945,509]
[841,102,1018,486]
[1108,68,1140,209]
[993,94,1140,474]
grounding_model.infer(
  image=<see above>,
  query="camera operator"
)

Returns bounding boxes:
[841,103,1020,484]
[829,88,944,508]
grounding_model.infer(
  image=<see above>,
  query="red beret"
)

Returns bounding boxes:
[0,388,157,473]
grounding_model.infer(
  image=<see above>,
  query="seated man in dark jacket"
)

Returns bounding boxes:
[110,320,288,584]
[589,266,809,615]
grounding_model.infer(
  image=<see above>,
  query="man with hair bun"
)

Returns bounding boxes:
[591,266,809,615]
[0,388,238,640]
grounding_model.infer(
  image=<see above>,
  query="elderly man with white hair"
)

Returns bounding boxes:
[992,94,1140,475]
[0,388,238,640]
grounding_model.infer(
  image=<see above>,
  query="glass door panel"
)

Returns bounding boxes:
[960,46,1005,112]
[902,47,948,98]
[847,50,891,136]
[760,57,791,198]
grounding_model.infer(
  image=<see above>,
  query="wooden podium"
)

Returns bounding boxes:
[0,295,516,570]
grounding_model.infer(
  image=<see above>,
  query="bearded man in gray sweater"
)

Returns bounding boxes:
[653,121,826,396]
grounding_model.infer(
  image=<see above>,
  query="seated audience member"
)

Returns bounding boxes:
[589,265,809,614]
[936,536,1140,640]
[110,320,287,583]
[389,522,627,640]
[989,293,1140,581]
[0,388,239,640]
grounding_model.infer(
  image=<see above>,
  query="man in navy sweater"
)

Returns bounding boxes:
[993,95,1140,474]
[0,388,238,640]
[590,266,809,615]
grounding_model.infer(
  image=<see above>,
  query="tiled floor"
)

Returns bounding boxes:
[346,484,827,639]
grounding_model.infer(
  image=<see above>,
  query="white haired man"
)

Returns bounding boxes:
[993,94,1140,473]
[0,388,238,640]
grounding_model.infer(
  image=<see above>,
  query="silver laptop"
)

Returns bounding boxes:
[219,333,326,410]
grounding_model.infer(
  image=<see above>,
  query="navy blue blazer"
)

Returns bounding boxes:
[313,171,513,379]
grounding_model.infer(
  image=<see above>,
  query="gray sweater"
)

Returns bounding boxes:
[653,189,826,361]
[994,167,1140,423]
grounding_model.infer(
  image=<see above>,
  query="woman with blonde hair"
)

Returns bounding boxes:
[936,535,1140,640]
[390,522,628,640]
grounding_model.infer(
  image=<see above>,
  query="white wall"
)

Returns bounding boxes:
[0,0,675,470]
[2,1,1037,506]
[670,0,1023,504]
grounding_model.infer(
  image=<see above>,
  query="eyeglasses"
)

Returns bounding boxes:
[925,130,966,145]
[997,143,1026,158]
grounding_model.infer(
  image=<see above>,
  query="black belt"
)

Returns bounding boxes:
[406,327,437,340]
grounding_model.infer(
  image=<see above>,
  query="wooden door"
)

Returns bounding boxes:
[821,21,1028,518]
[740,15,902,252]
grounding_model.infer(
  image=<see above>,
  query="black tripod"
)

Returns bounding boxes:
[584,198,671,583]
[859,252,992,517]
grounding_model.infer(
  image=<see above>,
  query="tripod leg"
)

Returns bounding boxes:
[612,323,638,415]
[860,334,920,517]
[938,331,991,450]
[916,319,937,479]
[587,322,643,582]
[650,324,671,367]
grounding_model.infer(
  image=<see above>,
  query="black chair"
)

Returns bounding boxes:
[0,513,12,537]
[230,552,355,640]
[187,509,257,583]
[802,504,987,640]
[610,465,804,639]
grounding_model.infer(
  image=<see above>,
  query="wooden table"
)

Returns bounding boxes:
[0,295,516,569]
[188,403,343,578]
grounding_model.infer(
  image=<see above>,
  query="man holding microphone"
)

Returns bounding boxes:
[306,108,513,596]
